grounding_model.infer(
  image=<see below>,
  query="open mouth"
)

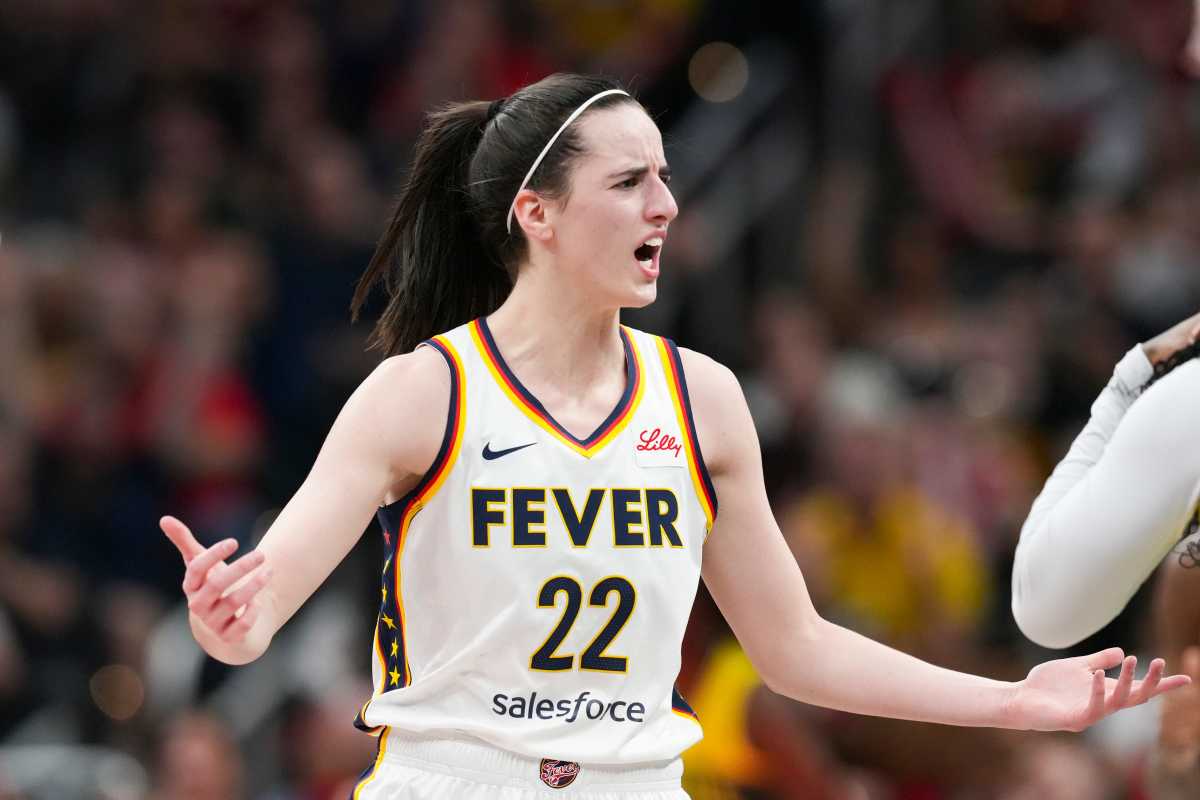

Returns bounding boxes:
[634,237,663,265]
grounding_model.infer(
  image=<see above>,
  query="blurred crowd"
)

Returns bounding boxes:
[1,0,1199,798]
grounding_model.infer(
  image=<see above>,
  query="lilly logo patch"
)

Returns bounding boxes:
[634,426,684,468]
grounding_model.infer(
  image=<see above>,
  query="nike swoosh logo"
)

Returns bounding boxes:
[482,442,537,460]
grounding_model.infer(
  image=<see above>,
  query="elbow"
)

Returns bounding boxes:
[1010,533,1081,650]
[758,663,787,697]
[751,617,826,697]
[1011,571,1089,651]
[1011,599,1079,651]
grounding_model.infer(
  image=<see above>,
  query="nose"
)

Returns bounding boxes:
[645,175,678,225]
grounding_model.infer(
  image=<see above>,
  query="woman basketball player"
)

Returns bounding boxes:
[161,73,1187,799]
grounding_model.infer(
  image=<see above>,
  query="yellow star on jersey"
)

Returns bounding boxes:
[390,639,399,657]
[382,614,395,630]
[389,667,401,686]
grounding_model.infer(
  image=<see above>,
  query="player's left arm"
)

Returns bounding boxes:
[680,347,1188,731]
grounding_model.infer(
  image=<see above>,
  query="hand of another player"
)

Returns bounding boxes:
[1142,311,1200,366]
[1008,648,1190,732]
[161,515,273,644]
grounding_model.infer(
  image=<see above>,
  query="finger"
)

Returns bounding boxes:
[202,565,271,632]
[1128,658,1164,705]
[218,566,272,614]
[219,601,260,642]
[161,516,205,561]
[188,554,255,614]
[1105,655,1136,711]
[1084,647,1124,672]
[208,550,266,597]
[182,539,238,594]
[1083,669,1107,726]
[1148,674,1193,698]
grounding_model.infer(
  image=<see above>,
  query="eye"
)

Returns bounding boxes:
[616,176,640,189]
[660,172,672,185]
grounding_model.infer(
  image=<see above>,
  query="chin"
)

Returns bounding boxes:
[622,283,657,309]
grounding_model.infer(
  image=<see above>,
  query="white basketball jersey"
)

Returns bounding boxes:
[353,318,717,765]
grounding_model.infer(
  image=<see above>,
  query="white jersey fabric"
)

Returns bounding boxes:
[1012,346,1200,648]
[353,318,715,767]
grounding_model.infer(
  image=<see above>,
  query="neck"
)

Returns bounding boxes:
[486,266,624,389]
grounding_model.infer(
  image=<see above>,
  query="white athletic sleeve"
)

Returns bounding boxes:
[1012,346,1200,649]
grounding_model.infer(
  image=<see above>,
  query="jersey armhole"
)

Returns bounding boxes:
[657,337,719,530]
[376,336,466,528]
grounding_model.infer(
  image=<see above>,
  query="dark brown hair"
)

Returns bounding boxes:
[351,73,639,356]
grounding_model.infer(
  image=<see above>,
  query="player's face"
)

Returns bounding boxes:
[547,105,677,309]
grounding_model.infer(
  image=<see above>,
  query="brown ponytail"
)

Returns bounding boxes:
[351,73,638,356]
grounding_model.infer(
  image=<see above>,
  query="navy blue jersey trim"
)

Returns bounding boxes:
[476,316,637,447]
[352,710,382,734]
[376,337,461,528]
[346,730,386,797]
[664,339,718,517]
[370,337,462,696]
[671,685,699,720]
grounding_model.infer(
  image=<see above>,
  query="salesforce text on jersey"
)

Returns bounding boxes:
[491,691,646,723]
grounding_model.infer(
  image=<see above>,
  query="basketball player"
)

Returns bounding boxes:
[161,74,1187,799]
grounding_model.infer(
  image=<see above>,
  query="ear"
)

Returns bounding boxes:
[512,190,554,243]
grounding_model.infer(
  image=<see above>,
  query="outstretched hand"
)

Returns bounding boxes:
[161,516,272,645]
[1011,648,1190,732]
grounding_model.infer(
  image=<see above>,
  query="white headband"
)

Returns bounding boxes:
[505,89,630,234]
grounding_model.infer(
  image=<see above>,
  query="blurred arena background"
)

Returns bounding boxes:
[1,0,1198,797]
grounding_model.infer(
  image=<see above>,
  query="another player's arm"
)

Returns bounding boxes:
[1155,558,1200,673]
[1183,0,1200,76]
[1011,310,1200,648]
[681,348,1187,731]
[1152,558,1200,779]
[162,348,448,665]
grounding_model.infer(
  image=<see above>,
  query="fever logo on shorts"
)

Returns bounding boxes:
[539,758,581,789]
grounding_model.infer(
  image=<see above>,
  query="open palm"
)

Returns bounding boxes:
[1014,647,1190,732]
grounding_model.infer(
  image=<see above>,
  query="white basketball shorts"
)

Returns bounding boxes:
[350,729,691,799]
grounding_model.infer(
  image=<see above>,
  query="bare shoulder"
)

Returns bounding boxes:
[367,345,451,404]
[676,346,746,417]
[675,346,755,477]
[338,345,452,479]
[354,346,449,417]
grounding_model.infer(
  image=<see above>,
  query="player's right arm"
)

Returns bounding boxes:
[160,347,449,665]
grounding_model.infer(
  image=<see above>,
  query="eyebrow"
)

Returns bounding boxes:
[606,165,672,181]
